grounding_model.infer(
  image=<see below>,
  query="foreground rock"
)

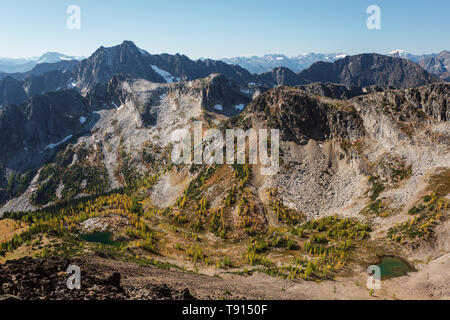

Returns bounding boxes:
[0,256,195,300]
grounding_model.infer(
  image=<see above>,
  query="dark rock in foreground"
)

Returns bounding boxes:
[0,256,195,300]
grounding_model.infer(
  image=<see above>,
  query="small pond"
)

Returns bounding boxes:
[79,232,123,247]
[377,256,413,280]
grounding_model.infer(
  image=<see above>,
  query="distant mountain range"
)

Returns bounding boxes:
[221,50,450,81]
[2,48,448,81]
[0,41,443,108]
[387,49,431,63]
[0,52,84,73]
[221,53,349,73]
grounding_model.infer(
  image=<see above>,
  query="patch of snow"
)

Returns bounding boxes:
[234,104,245,111]
[240,88,252,95]
[390,49,405,55]
[214,104,223,111]
[151,65,180,83]
[335,54,348,59]
[43,135,73,151]
[138,48,150,56]
[79,116,87,124]
[112,102,119,109]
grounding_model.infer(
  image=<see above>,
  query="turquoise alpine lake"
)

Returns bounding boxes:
[377,256,413,280]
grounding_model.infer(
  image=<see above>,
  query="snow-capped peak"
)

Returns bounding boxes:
[34,52,84,64]
[389,49,406,55]
[335,54,348,59]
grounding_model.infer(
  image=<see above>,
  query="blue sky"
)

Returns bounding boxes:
[0,0,449,59]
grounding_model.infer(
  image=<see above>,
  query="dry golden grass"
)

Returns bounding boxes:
[427,167,450,197]
[0,235,51,263]
[0,219,28,242]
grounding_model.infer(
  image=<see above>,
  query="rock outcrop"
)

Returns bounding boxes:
[298,53,441,89]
